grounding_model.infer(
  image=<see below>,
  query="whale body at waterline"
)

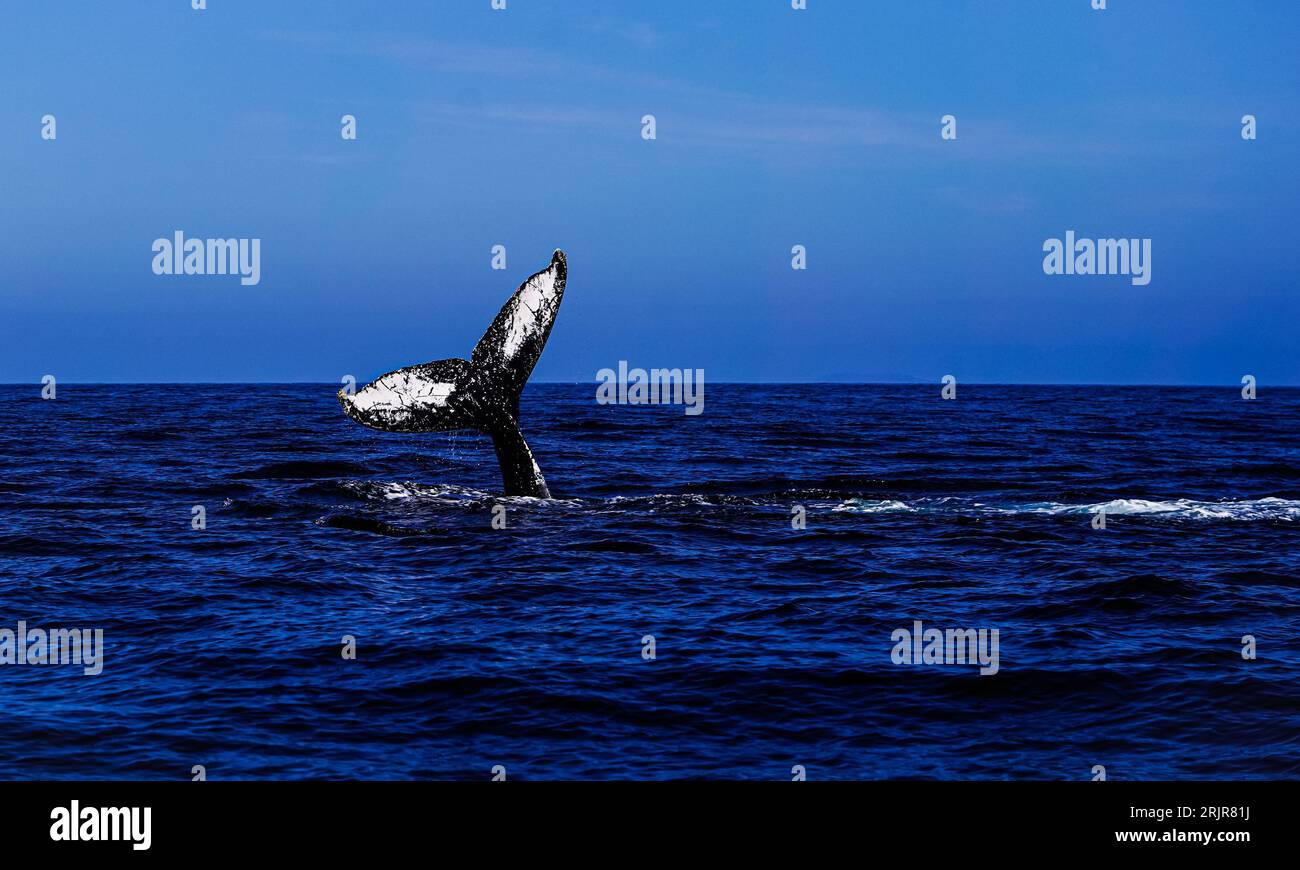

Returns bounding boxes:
[338,250,567,498]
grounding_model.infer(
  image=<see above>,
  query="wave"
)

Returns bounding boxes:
[318,477,1300,523]
[1028,497,1300,521]
[836,496,1300,521]
[230,459,373,480]
[832,499,914,514]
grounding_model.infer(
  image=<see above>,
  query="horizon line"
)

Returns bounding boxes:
[5,380,1294,388]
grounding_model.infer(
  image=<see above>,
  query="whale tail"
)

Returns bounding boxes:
[338,250,567,498]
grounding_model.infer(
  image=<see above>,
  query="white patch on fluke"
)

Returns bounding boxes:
[349,371,456,413]
[501,269,556,360]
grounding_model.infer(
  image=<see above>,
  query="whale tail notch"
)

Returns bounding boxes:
[338,250,567,498]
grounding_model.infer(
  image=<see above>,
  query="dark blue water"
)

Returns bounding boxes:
[2,384,1298,780]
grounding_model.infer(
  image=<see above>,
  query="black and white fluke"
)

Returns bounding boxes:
[338,250,567,498]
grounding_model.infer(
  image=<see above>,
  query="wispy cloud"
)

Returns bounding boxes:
[257,24,917,152]
[256,28,685,93]
[576,16,664,49]
[251,153,363,166]
[933,186,1036,214]
[255,29,1167,162]
[411,99,915,151]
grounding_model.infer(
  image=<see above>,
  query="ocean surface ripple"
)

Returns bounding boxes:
[2,384,1298,780]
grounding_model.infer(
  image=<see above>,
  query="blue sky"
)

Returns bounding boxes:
[2,0,1297,384]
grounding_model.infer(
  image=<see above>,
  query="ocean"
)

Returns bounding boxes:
[2,383,1297,780]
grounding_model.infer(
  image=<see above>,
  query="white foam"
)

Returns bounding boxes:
[339,480,572,506]
[832,496,1300,521]
[832,499,914,513]
[1042,497,1300,521]
[341,480,489,503]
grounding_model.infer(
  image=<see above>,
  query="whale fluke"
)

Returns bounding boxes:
[338,250,567,497]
